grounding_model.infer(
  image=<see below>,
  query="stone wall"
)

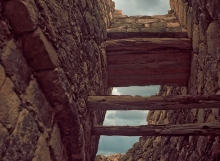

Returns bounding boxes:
[104,0,220,161]
[108,10,188,39]
[0,0,114,161]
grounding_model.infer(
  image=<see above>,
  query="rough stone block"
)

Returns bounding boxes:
[127,28,139,32]
[167,22,180,28]
[113,10,122,15]
[22,80,53,128]
[0,123,8,147]
[192,24,199,53]
[136,18,159,24]
[0,64,6,88]
[199,14,207,42]
[0,109,39,160]
[125,18,136,23]
[23,28,59,71]
[113,14,128,19]
[49,123,67,161]
[140,26,166,33]
[32,135,52,161]
[187,7,193,38]
[3,0,38,33]
[1,40,31,93]
[36,68,71,105]
[0,78,20,129]
[107,28,127,33]
[207,21,219,59]
[206,0,220,20]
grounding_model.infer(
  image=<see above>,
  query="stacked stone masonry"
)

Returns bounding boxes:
[108,9,188,39]
[106,10,192,87]
[108,0,220,161]
[0,0,114,161]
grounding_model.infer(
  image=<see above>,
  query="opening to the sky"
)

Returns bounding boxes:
[113,0,170,16]
[97,86,160,155]
[97,0,170,156]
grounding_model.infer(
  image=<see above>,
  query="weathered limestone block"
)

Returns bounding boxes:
[167,22,180,28]
[23,28,59,71]
[49,123,67,161]
[192,24,199,53]
[3,0,38,33]
[113,10,122,15]
[36,67,83,160]
[36,68,71,105]
[207,21,219,59]
[198,13,207,42]
[55,102,83,161]
[183,2,188,27]
[1,40,31,93]
[32,135,52,161]
[0,123,8,147]
[140,22,167,32]
[136,18,159,24]
[186,7,193,38]
[0,19,11,48]
[0,78,20,129]
[0,109,39,160]
[0,64,6,88]
[206,0,220,20]
[21,80,53,128]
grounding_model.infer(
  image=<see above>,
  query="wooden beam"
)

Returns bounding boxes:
[92,123,220,136]
[106,38,192,87]
[87,95,220,111]
[108,73,190,86]
[106,38,192,54]
[107,30,188,39]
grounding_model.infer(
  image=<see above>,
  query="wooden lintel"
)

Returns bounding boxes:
[106,38,192,53]
[87,95,220,111]
[106,38,192,87]
[92,123,220,136]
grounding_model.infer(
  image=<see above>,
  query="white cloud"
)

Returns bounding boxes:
[115,86,160,96]
[112,88,122,95]
[97,136,140,155]
[113,0,170,16]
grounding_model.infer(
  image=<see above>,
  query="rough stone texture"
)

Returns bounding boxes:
[0,109,39,160]
[108,10,188,39]
[0,78,20,130]
[1,40,31,93]
[110,1,220,161]
[0,0,114,160]
[95,154,124,161]
[3,0,39,33]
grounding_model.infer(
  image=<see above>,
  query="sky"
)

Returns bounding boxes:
[113,0,170,16]
[97,0,170,156]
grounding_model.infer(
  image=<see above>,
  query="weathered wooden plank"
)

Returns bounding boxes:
[108,67,190,76]
[92,123,220,136]
[87,95,220,110]
[108,61,191,69]
[106,38,192,54]
[107,30,188,39]
[107,53,191,65]
[108,73,189,86]
[106,38,192,86]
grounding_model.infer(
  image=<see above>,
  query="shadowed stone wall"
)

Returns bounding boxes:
[0,0,114,161]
